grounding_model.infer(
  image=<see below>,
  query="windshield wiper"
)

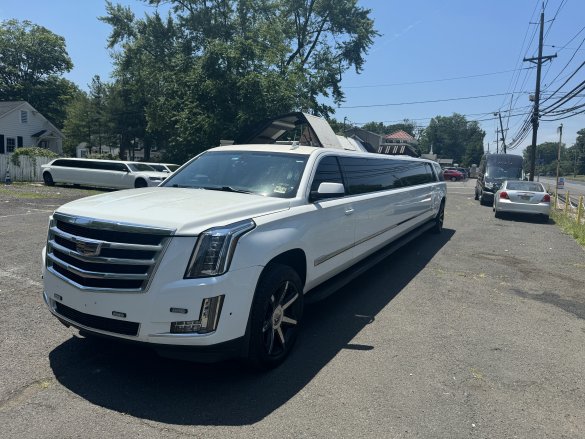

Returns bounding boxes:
[199,185,256,195]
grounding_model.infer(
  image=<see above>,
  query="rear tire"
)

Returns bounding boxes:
[474,189,479,200]
[43,172,54,186]
[134,178,147,188]
[247,264,304,369]
[479,192,488,206]
[494,210,502,219]
[541,215,549,223]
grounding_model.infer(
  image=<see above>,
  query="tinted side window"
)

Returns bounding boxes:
[340,157,408,194]
[53,159,69,167]
[311,156,344,192]
[396,162,434,186]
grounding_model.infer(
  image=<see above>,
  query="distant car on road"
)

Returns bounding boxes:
[493,180,550,222]
[443,168,465,181]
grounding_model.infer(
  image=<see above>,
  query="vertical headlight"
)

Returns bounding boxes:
[184,219,255,278]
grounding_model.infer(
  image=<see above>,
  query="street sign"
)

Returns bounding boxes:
[558,177,565,189]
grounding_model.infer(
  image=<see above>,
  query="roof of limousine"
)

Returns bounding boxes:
[208,144,431,162]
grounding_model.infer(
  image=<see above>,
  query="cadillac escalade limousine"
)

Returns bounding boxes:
[42,113,447,368]
[41,158,169,189]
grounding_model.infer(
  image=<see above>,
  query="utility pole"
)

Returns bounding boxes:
[524,7,557,181]
[494,112,507,153]
[555,124,562,200]
[496,126,499,154]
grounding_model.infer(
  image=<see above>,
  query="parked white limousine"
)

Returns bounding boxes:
[42,113,447,368]
[41,159,169,189]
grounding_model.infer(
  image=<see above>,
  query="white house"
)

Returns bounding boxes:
[0,101,64,155]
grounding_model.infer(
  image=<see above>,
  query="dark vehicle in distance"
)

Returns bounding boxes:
[475,154,524,205]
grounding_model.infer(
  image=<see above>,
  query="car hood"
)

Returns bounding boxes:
[55,187,291,235]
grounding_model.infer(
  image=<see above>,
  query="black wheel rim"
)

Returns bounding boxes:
[438,205,444,230]
[261,280,301,357]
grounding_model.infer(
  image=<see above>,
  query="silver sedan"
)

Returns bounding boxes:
[493,180,551,222]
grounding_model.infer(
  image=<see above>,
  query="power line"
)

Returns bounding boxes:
[338,92,514,109]
[342,68,534,89]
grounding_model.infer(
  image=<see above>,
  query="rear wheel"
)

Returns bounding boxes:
[494,210,502,219]
[134,178,147,188]
[248,264,304,369]
[479,192,488,206]
[474,188,479,200]
[43,172,54,186]
[450,176,457,182]
[541,214,549,223]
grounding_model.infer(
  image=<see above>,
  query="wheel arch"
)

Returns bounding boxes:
[263,248,307,288]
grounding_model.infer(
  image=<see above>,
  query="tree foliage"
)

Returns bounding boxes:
[418,114,485,166]
[360,120,418,138]
[98,0,377,162]
[522,130,585,177]
[0,19,77,127]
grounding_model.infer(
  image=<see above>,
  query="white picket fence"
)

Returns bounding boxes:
[0,155,54,182]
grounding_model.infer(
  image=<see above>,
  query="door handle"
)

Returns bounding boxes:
[345,208,355,215]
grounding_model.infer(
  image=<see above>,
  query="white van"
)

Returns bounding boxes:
[42,113,447,368]
[41,159,169,189]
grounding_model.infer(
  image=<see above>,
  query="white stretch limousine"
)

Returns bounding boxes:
[42,113,447,368]
[41,158,169,189]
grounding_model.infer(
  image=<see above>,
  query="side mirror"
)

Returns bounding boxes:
[309,182,345,202]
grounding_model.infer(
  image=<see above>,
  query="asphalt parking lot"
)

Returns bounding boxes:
[1,180,584,438]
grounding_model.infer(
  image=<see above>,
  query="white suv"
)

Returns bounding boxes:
[42,114,446,368]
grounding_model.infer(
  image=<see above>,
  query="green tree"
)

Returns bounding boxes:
[100,0,378,162]
[0,19,77,127]
[418,114,485,165]
[570,128,585,176]
[360,120,417,137]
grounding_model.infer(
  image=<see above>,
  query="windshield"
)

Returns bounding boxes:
[506,181,544,192]
[486,156,523,179]
[128,163,156,172]
[167,164,180,172]
[162,151,309,198]
[148,164,166,172]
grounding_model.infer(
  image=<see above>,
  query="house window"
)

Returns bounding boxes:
[21,110,28,123]
[7,138,16,153]
[39,140,48,149]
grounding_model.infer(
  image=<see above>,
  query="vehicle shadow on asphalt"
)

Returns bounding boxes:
[49,229,454,426]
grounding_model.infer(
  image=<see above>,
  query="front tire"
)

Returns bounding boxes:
[431,200,445,234]
[43,172,54,186]
[248,264,304,369]
[134,178,147,188]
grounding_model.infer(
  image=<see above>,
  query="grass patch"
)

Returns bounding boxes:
[0,187,51,199]
[551,208,585,247]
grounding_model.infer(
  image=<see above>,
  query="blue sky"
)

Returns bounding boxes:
[1,0,584,155]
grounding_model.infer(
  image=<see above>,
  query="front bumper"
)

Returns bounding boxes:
[42,237,263,352]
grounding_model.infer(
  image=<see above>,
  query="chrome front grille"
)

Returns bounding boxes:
[46,213,174,292]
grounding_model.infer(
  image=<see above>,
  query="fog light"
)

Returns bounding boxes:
[170,295,224,334]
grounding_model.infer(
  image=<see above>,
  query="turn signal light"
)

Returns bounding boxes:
[499,191,509,199]
[542,194,550,202]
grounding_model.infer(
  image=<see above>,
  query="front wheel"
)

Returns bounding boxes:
[43,172,54,186]
[134,178,147,188]
[248,264,304,369]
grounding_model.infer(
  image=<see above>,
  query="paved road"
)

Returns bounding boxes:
[539,177,585,198]
[1,181,584,438]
